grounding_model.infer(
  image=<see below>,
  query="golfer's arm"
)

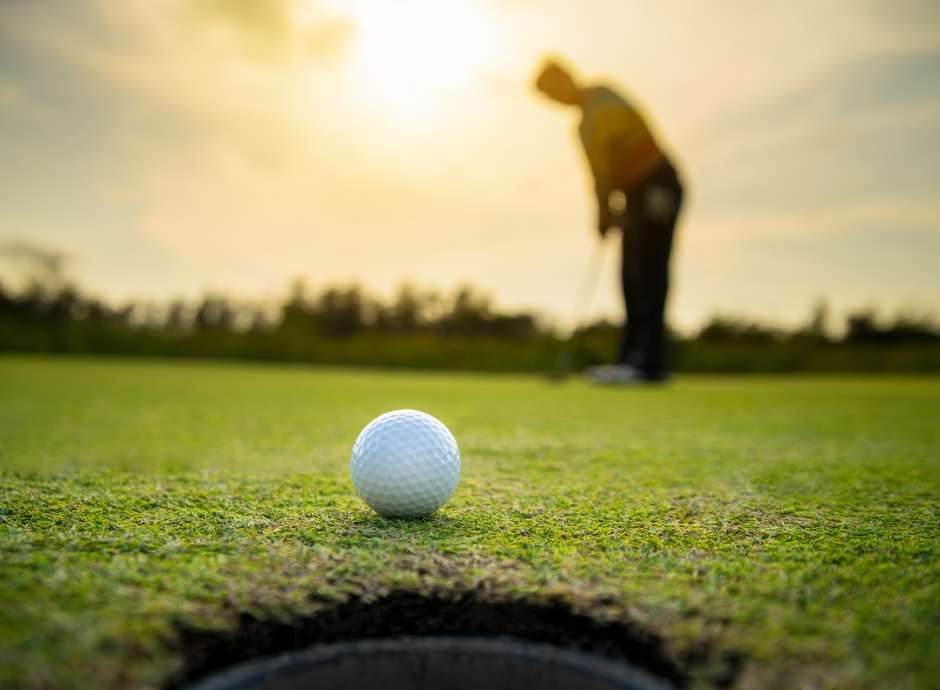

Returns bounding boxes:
[582,140,614,227]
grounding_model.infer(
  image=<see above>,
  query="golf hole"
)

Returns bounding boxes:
[187,636,673,690]
[175,590,691,690]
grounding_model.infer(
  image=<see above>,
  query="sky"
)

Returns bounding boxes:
[1,0,939,330]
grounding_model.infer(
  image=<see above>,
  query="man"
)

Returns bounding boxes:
[534,59,684,384]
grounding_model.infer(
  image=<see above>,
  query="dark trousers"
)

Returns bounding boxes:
[618,160,683,379]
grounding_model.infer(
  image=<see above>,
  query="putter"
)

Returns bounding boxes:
[547,237,610,381]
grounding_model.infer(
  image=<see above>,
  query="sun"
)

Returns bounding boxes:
[338,0,504,131]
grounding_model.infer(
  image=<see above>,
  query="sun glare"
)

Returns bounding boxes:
[338,0,504,130]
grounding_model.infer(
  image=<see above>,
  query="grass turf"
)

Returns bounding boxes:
[1,356,938,689]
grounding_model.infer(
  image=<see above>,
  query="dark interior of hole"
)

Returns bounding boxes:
[170,590,740,690]
[187,636,674,690]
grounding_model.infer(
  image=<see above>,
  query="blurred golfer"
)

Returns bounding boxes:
[535,59,684,384]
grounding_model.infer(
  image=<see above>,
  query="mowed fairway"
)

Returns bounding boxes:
[1,356,938,690]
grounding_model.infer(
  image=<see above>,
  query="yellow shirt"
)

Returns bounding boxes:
[578,86,663,196]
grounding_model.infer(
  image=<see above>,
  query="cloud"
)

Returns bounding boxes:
[179,0,355,61]
[182,0,292,57]
[863,0,940,41]
[697,199,940,242]
[0,79,24,108]
[305,17,356,61]
[681,46,940,229]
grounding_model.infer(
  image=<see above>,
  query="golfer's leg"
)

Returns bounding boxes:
[630,214,655,376]
[642,223,674,378]
[639,170,682,379]
[618,220,640,365]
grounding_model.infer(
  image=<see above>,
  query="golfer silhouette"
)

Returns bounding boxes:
[535,59,684,384]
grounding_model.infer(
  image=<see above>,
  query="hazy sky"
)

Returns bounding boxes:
[2,0,939,329]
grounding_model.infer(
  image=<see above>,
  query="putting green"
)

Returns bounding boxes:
[1,356,938,689]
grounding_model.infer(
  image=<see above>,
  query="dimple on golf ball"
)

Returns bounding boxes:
[350,409,460,518]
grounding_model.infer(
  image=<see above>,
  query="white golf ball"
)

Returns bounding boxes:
[350,409,460,518]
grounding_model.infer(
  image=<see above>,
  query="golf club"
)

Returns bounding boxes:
[547,237,610,381]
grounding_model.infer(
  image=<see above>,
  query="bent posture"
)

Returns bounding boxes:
[535,60,684,383]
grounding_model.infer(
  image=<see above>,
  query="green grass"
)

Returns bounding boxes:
[1,356,938,689]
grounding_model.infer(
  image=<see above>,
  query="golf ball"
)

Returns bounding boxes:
[350,409,460,518]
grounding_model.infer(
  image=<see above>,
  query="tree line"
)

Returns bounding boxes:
[1,276,939,372]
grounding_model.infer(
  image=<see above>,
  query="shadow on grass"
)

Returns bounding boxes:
[332,511,470,542]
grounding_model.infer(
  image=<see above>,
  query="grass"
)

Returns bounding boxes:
[1,355,938,689]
